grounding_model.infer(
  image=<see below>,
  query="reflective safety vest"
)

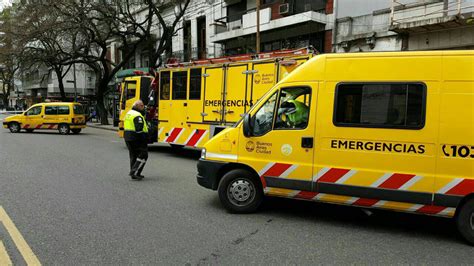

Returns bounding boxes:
[124,109,148,133]
[286,100,309,126]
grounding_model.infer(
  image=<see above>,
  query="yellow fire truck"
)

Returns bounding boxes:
[118,48,315,147]
[156,48,315,148]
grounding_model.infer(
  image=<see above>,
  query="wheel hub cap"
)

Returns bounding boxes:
[228,179,255,205]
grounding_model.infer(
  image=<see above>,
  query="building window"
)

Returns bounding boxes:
[172,71,187,100]
[140,52,149,68]
[189,68,202,100]
[334,83,426,129]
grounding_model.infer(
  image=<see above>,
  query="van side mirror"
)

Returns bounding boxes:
[243,113,253,137]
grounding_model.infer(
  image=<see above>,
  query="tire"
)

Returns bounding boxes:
[25,129,34,133]
[58,124,70,135]
[8,122,20,133]
[71,128,82,134]
[457,198,474,245]
[218,169,263,213]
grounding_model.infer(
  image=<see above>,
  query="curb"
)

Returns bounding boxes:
[87,124,119,132]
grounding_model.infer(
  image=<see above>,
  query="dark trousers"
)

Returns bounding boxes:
[125,140,148,176]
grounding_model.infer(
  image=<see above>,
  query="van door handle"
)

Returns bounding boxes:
[301,137,313,148]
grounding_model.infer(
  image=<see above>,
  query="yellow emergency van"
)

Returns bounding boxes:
[197,51,474,245]
[3,102,86,134]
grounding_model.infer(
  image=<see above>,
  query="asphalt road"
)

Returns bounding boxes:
[0,117,472,264]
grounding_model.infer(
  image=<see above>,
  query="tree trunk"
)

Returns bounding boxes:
[54,68,67,101]
[2,83,9,109]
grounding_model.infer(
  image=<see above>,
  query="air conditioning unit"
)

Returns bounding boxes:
[279,3,291,15]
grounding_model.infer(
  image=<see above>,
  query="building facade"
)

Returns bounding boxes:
[334,0,474,52]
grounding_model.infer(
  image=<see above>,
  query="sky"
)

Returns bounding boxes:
[0,0,11,11]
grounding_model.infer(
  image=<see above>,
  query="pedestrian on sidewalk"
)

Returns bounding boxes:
[123,100,148,180]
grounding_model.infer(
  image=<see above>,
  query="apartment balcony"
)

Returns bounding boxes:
[389,0,474,33]
[211,6,331,44]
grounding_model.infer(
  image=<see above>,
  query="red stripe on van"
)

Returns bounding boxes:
[261,163,292,177]
[35,125,42,129]
[353,198,379,207]
[186,130,206,147]
[318,168,350,183]
[23,124,30,129]
[49,124,55,129]
[416,205,446,215]
[446,179,474,196]
[378,174,416,189]
[294,191,318,200]
[166,128,183,143]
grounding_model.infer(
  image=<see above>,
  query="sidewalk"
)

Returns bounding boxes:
[87,117,118,132]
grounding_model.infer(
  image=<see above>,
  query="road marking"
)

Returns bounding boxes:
[0,241,12,265]
[0,206,41,265]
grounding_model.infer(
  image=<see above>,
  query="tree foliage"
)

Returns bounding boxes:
[0,0,191,123]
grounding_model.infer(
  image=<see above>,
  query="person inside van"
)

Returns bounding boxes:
[278,100,309,128]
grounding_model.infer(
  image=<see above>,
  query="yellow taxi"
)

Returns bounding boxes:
[2,102,86,134]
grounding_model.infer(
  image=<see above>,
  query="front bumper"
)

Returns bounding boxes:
[196,159,229,190]
[2,122,8,128]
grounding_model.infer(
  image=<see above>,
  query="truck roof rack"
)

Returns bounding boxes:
[164,46,319,68]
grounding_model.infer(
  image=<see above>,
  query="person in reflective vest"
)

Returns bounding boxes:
[281,100,309,128]
[124,100,149,180]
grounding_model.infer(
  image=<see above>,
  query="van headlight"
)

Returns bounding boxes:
[201,148,206,160]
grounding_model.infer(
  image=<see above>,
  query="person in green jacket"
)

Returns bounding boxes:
[280,100,309,128]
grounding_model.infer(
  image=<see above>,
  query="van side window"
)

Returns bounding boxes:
[160,71,170,100]
[172,71,188,100]
[45,106,58,115]
[275,87,311,130]
[26,106,42,116]
[189,68,202,100]
[58,106,70,115]
[252,92,278,136]
[334,83,426,129]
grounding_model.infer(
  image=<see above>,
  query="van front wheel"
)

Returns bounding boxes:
[218,169,263,213]
[71,128,82,134]
[457,198,474,245]
[58,124,70,135]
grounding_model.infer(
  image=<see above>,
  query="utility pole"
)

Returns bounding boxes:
[73,63,77,102]
[256,0,260,53]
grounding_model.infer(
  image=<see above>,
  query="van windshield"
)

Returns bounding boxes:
[73,105,84,115]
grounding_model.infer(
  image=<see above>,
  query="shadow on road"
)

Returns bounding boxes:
[207,195,463,245]
[263,197,462,244]
[2,131,91,136]
[148,145,201,160]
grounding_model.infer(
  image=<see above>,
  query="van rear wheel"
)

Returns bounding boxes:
[218,169,263,213]
[58,124,70,135]
[457,198,474,245]
[8,122,20,133]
